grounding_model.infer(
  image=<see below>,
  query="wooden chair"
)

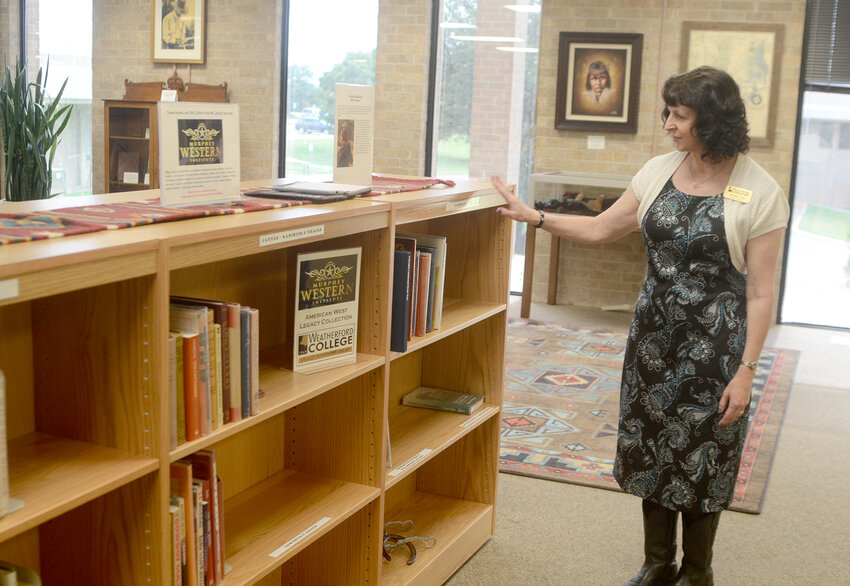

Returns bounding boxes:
[122,71,228,102]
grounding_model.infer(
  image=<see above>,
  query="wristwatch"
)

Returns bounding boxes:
[741,360,758,371]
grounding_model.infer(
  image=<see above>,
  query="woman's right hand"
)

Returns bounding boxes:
[492,176,537,224]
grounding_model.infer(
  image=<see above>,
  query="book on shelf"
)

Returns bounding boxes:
[401,386,484,415]
[168,332,179,450]
[170,461,199,586]
[397,232,447,330]
[185,450,224,584]
[181,333,201,442]
[212,323,224,429]
[191,479,206,586]
[394,236,418,340]
[417,244,437,333]
[170,303,212,437]
[170,494,187,586]
[293,247,361,373]
[390,250,412,353]
[249,307,260,416]
[239,307,252,420]
[226,302,242,422]
[414,251,431,337]
[169,498,183,586]
[171,296,234,425]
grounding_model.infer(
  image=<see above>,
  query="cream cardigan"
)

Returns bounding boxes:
[631,151,790,273]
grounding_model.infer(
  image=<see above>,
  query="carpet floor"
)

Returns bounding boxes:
[499,317,799,514]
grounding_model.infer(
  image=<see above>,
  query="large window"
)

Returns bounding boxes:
[430,0,541,292]
[781,0,850,329]
[30,0,93,196]
[283,0,378,178]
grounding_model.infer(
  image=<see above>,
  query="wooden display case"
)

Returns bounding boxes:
[104,100,158,193]
[0,179,510,584]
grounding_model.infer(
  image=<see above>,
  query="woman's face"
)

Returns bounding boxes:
[589,70,608,96]
[664,104,700,152]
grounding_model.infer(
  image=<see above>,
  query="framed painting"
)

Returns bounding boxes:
[555,32,643,134]
[152,0,205,64]
[681,22,784,148]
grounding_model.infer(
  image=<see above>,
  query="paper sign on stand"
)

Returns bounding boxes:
[158,102,241,207]
[333,84,374,187]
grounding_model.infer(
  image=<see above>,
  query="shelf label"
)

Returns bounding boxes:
[459,406,499,429]
[446,197,480,212]
[0,278,19,301]
[268,516,332,558]
[388,448,433,478]
[259,225,325,247]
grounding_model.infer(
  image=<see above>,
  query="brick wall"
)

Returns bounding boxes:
[532,0,806,307]
[91,0,282,193]
[373,0,431,175]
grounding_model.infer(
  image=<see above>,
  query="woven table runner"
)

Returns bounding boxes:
[0,176,455,245]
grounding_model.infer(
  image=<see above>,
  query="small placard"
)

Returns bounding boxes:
[160,89,178,102]
[388,448,433,477]
[446,196,480,212]
[587,135,605,150]
[268,517,332,558]
[259,225,325,247]
[0,279,20,302]
[123,171,139,184]
[723,185,753,203]
[144,173,150,185]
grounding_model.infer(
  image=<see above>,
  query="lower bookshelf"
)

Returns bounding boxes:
[382,486,494,585]
[222,471,380,584]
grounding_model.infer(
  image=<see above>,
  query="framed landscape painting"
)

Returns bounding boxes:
[152,0,205,64]
[555,32,643,134]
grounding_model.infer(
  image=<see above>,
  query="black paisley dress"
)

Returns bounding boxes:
[613,178,750,513]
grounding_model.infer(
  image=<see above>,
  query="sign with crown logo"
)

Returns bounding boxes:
[158,102,240,206]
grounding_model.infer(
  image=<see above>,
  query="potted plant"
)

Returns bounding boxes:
[0,56,72,201]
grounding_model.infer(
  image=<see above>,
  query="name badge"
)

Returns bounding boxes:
[723,185,753,203]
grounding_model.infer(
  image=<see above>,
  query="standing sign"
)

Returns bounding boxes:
[293,247,362,373]
[158,102,240,206]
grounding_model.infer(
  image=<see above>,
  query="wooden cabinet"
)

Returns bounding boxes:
[0,179,510,584]
[104,100,159,193]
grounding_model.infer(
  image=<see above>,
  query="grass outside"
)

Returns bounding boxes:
[435,135,470,176]
[285,135,334,175]
[799,204,850,244]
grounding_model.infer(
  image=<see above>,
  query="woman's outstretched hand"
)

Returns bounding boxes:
[492,176,535,224]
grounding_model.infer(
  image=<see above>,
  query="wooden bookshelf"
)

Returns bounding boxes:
[0,178,510,584]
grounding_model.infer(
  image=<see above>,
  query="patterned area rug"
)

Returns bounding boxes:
[499,318,798,514]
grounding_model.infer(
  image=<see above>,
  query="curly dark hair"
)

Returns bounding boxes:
[661,66,749,162]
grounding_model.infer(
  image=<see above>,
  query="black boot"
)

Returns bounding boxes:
[672,510,721,586]
[625,499,679,585]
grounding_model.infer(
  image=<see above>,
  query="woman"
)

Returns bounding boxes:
[493,66,789,585]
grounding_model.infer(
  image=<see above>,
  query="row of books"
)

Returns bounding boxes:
[170,450,225,586]
[391,233,447,352]
[169,296,260,448]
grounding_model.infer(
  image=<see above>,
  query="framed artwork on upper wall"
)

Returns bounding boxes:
[152,0,205,64]
[555,32,643,134]
[681,22,784,148]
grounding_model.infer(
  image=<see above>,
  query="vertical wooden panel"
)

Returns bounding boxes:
[0,528,40,574]
[214,416,287,500]
[416,423,495,506]
[288,369,382,487]
[31,277,156,455]
[284,500,380,585]
[39,476,156,585]
[0,302,34,441]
